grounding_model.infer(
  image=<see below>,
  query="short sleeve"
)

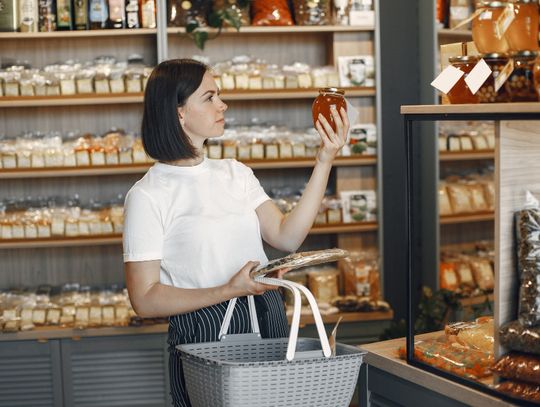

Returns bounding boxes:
[122,187,164,262]
[243,164,271,210]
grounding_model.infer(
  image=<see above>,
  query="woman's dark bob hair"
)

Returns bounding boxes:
[141,58,209,161]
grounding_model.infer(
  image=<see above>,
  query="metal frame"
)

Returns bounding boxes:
[404,110,540,407]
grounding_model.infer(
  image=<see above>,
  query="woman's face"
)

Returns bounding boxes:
[178,71,228,146]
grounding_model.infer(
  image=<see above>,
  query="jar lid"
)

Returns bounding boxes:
[449,55,479,63]
[481,52,509,59]
[510,50,538,58]
[480,1,507,7]
[320,87,345,95]
[513,0,535,3]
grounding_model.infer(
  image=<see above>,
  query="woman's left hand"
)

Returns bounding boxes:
[315,106,350,165]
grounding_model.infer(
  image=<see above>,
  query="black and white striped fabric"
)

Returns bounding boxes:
[167,290,289,407]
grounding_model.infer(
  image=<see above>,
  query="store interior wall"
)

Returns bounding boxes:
[379,0,437,322]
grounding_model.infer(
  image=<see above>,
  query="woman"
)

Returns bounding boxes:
[123,59,349,406]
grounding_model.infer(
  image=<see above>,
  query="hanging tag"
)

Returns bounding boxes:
[452,7,485,30]
[494,58,514,92]
[495,4,515,39]
[479,10,492,21]
[431,65,464,94]
[464,59,492,95]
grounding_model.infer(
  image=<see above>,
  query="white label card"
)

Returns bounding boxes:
[494,59,514,92]
[495,4,515,39]
[430,66,464,94]
[465,59,492,95]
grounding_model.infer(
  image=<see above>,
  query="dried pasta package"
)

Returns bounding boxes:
[495,380,540,403]
[446,183,473,214]
[470,257,494,291]
[307,267,339,304]
[251,0,293,26]
[499,320,540,356]
[515,191,540,327]
[468,183,488,212]
[438,183,452,216]
[492,353,540,385]
[455,259,476,290]
[440,262,459,291]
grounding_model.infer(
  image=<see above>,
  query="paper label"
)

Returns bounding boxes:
[465,59,492,95]
[479,10,492,21]
[349,10,375,26]
[494,58,514,92]
[452,8,485,30]
[495,4,515,39]
[431,65,464,94]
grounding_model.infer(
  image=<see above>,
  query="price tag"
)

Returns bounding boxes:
[431,65,464,94]
[349,10,375,26]
[495,4,515,39]
[494,58,514,92]
[465,59,492,95]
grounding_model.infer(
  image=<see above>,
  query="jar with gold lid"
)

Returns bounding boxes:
[506,0,539,52]
[447,56,479,104]
[312,87,347,132]
[507,50,538,101]
[477,53,511,103]
[472,1,510,53]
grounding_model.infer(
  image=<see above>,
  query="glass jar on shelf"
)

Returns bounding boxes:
[472,1,510,53]
[293,0,331,26]
[506,50,538,102]
[476,53,511,103]
[505,0,539,52]
[447,56,479,104]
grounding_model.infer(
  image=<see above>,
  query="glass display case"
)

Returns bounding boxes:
[403,103,540,406]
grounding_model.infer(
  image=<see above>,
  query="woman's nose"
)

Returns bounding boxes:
[220,101,228,112]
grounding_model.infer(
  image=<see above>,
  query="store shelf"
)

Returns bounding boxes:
[0,310,393,342]
[0,28,157,39]
[0,222,377,249]
[0,156,377,179]
[402,102,540,115]
[437,28,472,43]
[167,25,375,35]
[439,150,494,161]
[0,87,375,108]
[458,293,494,307]
[440,212,494,225]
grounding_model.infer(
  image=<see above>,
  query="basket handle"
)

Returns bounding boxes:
[255,277,332,360]
[218,295,260,340]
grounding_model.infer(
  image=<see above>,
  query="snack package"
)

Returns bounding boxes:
[492,353,540,385]
[439,183,453,216]
[455,259,476,290]
[440,262,459,291]
[470,257,494,291]
[500,320,540,356]
[495,380,540,403]
[515,191,540,327]
[398,339,494,380]
[307,267,339,304]
[445,317,494,354]
[251,0,293,26]
[341,250,379,297]
[446,183,474,214]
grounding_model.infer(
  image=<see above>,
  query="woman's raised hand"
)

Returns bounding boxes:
[315,106,350,165]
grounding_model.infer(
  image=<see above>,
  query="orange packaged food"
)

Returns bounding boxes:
[251,0,293,26]
[440,262,459,291]
[492,353,540,385]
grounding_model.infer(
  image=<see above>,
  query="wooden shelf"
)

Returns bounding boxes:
[440,212,494,225]
[0,28,157,39]
[0,87,375,107]
[437,28,472,43]
[439,150,494,161]
[458,293,494,307]
[0,310,392,342]
[168,25,375,35]
[0,222,377,249]
[401,103,540,115]
[0,156,376,179]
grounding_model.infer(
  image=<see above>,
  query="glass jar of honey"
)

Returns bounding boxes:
[312,88,347,132]
[447,56,479,104]
[477,53,511,103]
[506,0,539,52]
[506,50,538,101]
[532,55,540,102]
[472,2,510,53]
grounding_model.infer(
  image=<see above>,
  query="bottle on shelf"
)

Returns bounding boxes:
[73,0,89,29]
[139,0,155,28]
[0,0,18,31]
[89,0,108,29]
[107,0,125,28]
[38,0,56,31]
[18,0,39,32]
[125,0,140,28]
[56,0,73,30]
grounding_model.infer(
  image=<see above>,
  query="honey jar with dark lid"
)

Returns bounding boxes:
[312,88,347,132]
[447,55,479,104]
[477,53,511,103]
[507,50,538,102]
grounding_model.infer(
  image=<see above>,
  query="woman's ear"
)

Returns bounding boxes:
[177,107,185,127]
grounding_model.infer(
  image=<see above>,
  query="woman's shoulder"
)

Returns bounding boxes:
[125,167,164,203]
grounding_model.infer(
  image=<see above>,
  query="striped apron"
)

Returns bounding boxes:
[167,290,289,407]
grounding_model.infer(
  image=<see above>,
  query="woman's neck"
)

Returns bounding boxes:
[167,150,204,167]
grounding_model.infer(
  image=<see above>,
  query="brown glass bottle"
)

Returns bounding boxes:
[56,0,73,30]
[107,0,125,28]
[74,0,88,29]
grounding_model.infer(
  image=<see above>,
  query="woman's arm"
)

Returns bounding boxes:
[125,260,282,318]
[257,107,349,253]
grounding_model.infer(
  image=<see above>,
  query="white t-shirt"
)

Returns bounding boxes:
[122,158,271,288]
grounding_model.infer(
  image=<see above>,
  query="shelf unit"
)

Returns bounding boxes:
[0,29,158,39]
[439,212,494,225]
[439,150,494,161]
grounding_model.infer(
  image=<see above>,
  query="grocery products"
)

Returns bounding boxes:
[506,51,538,102]
[477,53,511,103]
[308,267,340,304]
[495,380,540,403]
[492,353,540,385]
[515,191,540,327]
[505,0,539,52]
[341,250,379,298]
[251,0,293,26]
[292,0,331,26]
[440,263,459,291]
[312,87,347,132]
[500,320,540,356]
[447,56,479,104]
[471,2,510,54]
